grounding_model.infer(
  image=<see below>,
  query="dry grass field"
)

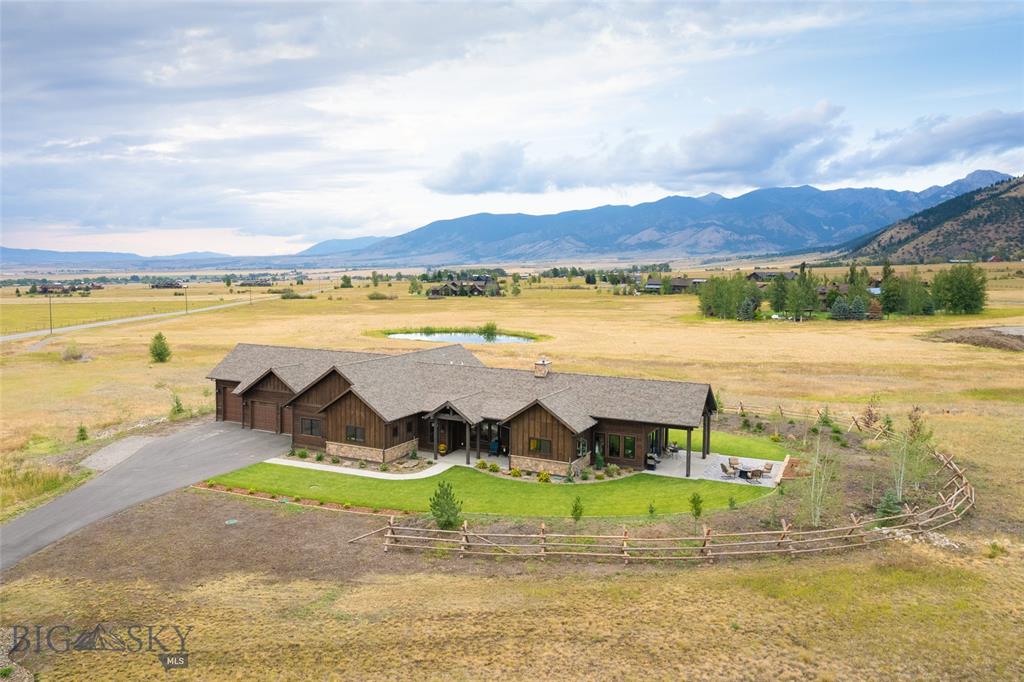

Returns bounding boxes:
[1,260,1022,679]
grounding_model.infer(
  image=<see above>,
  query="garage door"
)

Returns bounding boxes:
[251,401,278,432]
[223,389,242,423]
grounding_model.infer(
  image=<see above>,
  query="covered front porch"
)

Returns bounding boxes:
[424,402,510,468]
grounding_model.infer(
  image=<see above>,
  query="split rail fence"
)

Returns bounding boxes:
[349,450,973,563]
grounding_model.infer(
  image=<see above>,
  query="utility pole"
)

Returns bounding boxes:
[48,294,53,335]
[249,288,252,305]
[184,285,189,314]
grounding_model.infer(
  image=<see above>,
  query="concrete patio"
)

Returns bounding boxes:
[646,451,787,487]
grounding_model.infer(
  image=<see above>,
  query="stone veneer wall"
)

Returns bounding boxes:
[325,438,418,463]
[510,453,589,477]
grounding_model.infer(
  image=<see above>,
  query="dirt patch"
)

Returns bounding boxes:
[928,327,1024,352]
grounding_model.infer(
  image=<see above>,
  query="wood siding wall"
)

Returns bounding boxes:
[593,418,656,468]
[508,403,575,462]
[288,371,351,448]
[215,380,242,422]
[322,391,386,448]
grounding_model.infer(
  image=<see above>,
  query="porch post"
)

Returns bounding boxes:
[702,411,710,458]
[465,422,471,465]
[476,423,481,459]
[685,428,692,478]
[433,418,439,461]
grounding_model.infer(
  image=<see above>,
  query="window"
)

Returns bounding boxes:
[577,438,588,457]
[299,418,322,437]
[391,425,399,438]
[528,437,552,455]
[406,419,414,435]
[345,425,366,443]
[624,436,636,458]
[594,433,604,457]
[608,434,621,458]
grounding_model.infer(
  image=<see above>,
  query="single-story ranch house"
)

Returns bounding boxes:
[208,344,716,477]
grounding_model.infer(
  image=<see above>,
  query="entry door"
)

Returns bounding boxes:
[251,401,278,432]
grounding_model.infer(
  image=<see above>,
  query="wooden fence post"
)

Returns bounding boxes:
[777,519,792,555]
[845,513,866,545]
[383,515,395,553]
[539,522,546,561]
[622,525,630,565]
[460,519,469,559]
[701,524,713,561]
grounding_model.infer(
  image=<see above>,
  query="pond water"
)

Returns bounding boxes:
[387,332,533,344]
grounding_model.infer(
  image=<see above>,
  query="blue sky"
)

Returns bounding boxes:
[2,1,1022,255]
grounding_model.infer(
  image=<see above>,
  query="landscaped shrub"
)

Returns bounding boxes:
[595,472,605,480]
[297,449,309,459]
[689,492,704,533]
[429,480,463,530]
[594,451,605,469]
[580,469,591,481]
[379,463,389,472]
[537,471,551,483]
[769,433,782,442]
[605,464,620,477]
[510,468,522,478]
[648,501,656,517]
[315,453,324,462]
[410,450,419,460]
[754,422,764,432]
[288,448,296,457]
[358,460,366,469]
[488,463,500,473]
[475,459,489,469]
[169,393,187,419]
[741,416,752,430]
[331,456,340,464]
[728,496,737,511]
[875,489,903,525]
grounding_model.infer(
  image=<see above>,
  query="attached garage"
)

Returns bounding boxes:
[251,401,278,432]
[216,381,243,423]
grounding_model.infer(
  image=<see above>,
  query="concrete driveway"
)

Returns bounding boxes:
[0,421,289,571]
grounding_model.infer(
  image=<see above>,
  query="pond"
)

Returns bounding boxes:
[387,332,534,344]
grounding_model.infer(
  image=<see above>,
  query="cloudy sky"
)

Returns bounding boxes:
[2,1,1022,256]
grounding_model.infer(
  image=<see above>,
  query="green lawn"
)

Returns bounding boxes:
[668,428,792,461]
[210,463,771,517]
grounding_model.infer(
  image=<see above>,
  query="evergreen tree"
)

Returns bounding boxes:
[570,495,584,524]
[340,275,353,288]
[879,275,903,314]
[849,296,867,320]
[736,297,756,321]
[149,332,172,363]
[830,296,850,320]
[429,480,463,530]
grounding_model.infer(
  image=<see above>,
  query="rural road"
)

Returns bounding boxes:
[0,297,266,343]
[0,421,289,571]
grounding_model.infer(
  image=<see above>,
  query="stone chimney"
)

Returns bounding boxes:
[533,357,551,378]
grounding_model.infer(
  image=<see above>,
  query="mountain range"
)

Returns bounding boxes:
[846,176,1024,262]
[0,170,1011,270]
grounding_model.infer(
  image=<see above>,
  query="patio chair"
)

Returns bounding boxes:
[749,469,763,483]
[720,462,737,479]
[728,457,740,468]
[762,462,774,474]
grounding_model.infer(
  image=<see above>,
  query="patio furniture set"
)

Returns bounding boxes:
[720,458,773,484]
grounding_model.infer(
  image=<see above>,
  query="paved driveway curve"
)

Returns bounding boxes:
[0,421,289,571]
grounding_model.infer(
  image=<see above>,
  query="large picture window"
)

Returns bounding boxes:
[345,425,366,443]
[608,434,621,458]
[624,436,636,458]
[528,437,552,455]
[299,417,322,437]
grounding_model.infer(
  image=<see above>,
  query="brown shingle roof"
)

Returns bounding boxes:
[212,343,714,431]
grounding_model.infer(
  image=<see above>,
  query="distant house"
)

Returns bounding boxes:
[151,279,185,289]
[746,270,797,283]
[427,276,497,298]
[38,283,68,294]
[239,279,273,287]
[643,276,706,294]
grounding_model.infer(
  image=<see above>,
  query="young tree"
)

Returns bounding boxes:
[787,263,819,321]
[371,271,380,287]
[688,492,703,533]
[800,436,840,527]
[570,495,584,524]
[76,425,88,442]
[767,275,789,313]
[149,332,172,363]
[223,275,232,287]
[408,278,422,295]
[932,263,987,314]
[340,275,353,288]
[429,480,463,530]
[888,407,933,501]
